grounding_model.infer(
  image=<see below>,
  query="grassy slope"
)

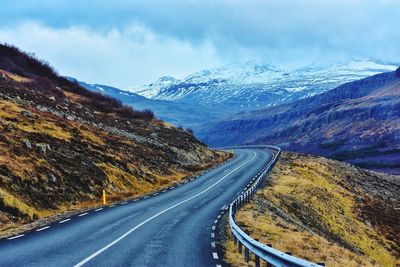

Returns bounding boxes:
[224,152,399,267]
[0,46,230,237]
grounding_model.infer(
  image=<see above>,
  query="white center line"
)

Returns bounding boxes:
[212,252,219,259]
[94,208,103,212]
[211,233,215,238]
[212,226,216,230]
[121,202,128,205]
[211,242,216,248]
[78,212,88,217]
[7,234,24,240]
[36,226,50,232]
[109,205,116,208]
[59,218,71,224]
[74,151,257,267]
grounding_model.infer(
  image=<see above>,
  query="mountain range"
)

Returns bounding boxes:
[77,60,398,132]
[130,59,398,114]
[71,60,399,174]
[198,68,400,174]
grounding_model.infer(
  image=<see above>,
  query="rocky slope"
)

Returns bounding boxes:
[0,44,228,236]
[199,68,400,174]
[224,152,400,267]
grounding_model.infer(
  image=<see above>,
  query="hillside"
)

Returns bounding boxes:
[0,44,228,236]
[224,152,400,267]
[70,78,224,129]
[199,69,400,174]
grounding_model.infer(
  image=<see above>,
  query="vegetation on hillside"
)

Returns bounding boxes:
[0,43,230,237]
[224,152,399,267]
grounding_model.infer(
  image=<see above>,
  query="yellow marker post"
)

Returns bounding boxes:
[102,189,106,205]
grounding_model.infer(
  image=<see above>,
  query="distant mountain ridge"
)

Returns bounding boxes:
[68,78,223,128]
[198,68,400,174]
[130,59,398,114]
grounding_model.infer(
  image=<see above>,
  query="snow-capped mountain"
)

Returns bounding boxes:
[129,59,398,113]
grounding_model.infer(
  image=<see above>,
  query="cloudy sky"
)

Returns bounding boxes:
[0,0,399,87]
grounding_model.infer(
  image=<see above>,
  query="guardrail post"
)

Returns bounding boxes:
[266,244,273,267]
[254,254,260,267]
[238,241,243,254]
[233,234,237,245]
[244,247,250,262]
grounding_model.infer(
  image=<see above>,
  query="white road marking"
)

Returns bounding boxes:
[59,218,71,223]
[153,193,159,196]
[211,242,216,248]
[211,233,215,238]
[36,226,50,232]
[94,208,103,212]
[109,205,116,208]
[143,196,149,199]
[216,265,222,267]
[170,187,175,189]
[121,202,128,205]
[74,152,257,267]
[214,220,218,224]
[7,234,24,240]
[212,226,216,230]
[217,215,221,219]
[162,190,167,193]
[212,252,219,259]
[78,213,88,217]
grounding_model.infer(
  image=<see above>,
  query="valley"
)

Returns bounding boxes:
[199,68,400,174]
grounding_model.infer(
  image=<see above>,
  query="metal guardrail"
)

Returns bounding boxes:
[227,146,324,267]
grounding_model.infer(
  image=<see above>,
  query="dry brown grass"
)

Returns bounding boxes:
[224,152,399,267]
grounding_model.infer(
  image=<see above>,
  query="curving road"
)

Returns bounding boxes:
[0,149,273,267]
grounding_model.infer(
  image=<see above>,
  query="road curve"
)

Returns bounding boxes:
[0,148,273,267]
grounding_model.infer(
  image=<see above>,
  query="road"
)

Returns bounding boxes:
[0,148,273,267]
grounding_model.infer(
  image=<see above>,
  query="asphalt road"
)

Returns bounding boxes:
[0,148,273,267]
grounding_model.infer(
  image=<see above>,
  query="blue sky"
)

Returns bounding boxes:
[0,0,399,87]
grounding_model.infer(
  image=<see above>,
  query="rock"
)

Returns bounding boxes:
[22,139,32,149]
[20,110,32,117]
[36,143,51,154]
[48,173,57,183]
[36,105,48,112]
[66,115,75,121]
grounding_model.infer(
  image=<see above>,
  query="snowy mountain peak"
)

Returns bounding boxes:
[185,62,282,84]
[129,59,398,110]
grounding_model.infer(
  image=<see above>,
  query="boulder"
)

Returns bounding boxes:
[36,143,51,154]
[22,139,32,149]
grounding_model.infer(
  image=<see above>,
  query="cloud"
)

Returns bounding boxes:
[0,22,223,86]
[0,0,399,86]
